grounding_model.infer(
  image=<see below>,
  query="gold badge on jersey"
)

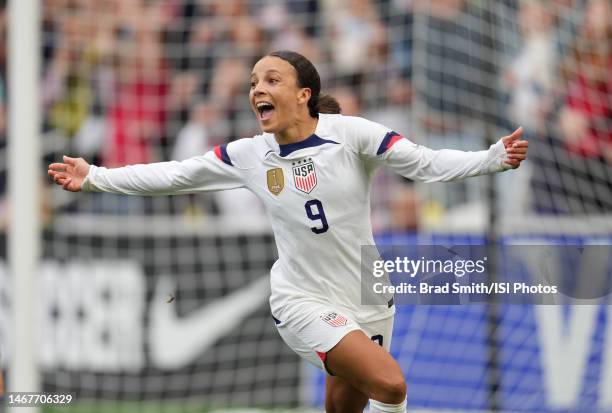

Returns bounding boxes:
[267,168,284,195]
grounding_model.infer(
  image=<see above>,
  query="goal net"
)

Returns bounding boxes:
[1,0,611,412]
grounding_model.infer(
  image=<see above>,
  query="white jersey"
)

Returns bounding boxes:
[83,114,511,323]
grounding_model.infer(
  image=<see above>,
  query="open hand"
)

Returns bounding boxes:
[48,156,90,192]
[501,127,528,169]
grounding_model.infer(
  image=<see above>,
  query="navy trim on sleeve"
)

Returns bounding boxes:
[376,131,403,155]
[214,144,233,166]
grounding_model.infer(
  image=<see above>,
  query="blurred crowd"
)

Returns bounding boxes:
[502,0,611,214]
[0,0,609,232]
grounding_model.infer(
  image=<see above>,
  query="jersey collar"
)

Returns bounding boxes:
[278,134,339,157]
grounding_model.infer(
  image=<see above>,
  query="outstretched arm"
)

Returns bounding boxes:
[48,149,246,195]
[343,117,528,182]
[383,127,528,182]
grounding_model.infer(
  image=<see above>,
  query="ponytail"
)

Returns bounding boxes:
[310,93,341,116]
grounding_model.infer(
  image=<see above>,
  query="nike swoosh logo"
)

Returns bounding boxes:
[150,275,270,369]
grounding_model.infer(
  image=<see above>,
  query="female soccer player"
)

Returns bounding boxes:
[49,50,528,413]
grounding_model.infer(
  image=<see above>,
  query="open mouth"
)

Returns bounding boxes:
[256,101,275,121]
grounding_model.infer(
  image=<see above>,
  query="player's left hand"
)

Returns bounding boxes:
[501,127,528,169]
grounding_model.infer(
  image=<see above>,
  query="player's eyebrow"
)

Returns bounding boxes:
[251,69,282,78]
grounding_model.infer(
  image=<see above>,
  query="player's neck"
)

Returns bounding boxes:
[274,116,318,146]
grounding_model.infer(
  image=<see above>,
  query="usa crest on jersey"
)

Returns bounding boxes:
[320,310,347,327]
[292,158,317,194]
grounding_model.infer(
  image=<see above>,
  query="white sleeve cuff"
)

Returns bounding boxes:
[81,165,98,192]
[486,139,511,173]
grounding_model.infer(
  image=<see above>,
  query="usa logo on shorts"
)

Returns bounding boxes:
[320,311,347,327]
[292,158,317,194]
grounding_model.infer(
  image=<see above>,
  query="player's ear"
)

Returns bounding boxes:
[297,87,311,105]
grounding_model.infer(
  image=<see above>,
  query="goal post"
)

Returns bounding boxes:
[7,0,41,411]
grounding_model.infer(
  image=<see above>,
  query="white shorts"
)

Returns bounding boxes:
[273,300,394,373]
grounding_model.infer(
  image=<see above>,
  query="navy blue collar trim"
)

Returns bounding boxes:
[278,134,339,157]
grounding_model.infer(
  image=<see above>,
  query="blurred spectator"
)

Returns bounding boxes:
[328,85,362,116]
[411,0,497,210]
[209,57,246,111]
[207,56,254,139]
[559,0,611,161]
[552,0,585,59]
[499,1,558,214]
[503,1,557,134]
[101,10,170,167]
[530,0,611,214]
[172,100,219,161]
[182,17,218,95]
[285,0,320,37]
[270,25,324,67]
[42,0,105,138]
[366,75,418,233]
[322,0,388,86]
[42,0,120,170]
[259,1,291,33]
[230,16,265,62]
[413,0,497,134]
[170,100,223,217]
[556,0,611,212]
[164,70,202,157]
[366,74,412,135]
[261,2,324,76]
[388,183,419,232]
[388,0,414,79]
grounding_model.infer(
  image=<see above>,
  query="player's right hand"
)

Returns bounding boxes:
[48,155,90,192]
